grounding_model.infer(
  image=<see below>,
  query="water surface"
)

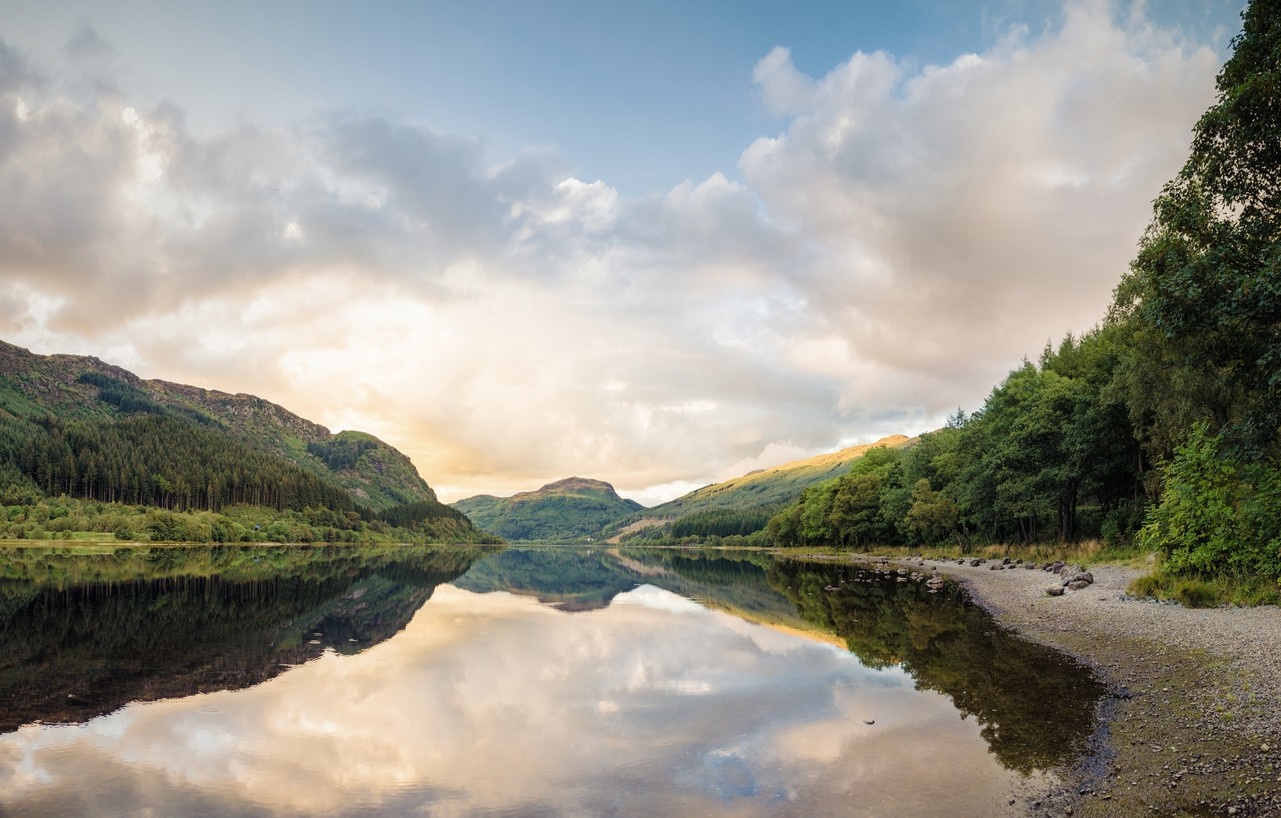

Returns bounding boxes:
[0,545,1103,816]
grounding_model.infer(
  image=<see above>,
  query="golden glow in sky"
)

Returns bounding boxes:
[0,1,1241,502]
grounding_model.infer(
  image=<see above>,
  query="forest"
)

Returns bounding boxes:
[0,364,496,545]
[769,2,1281,590]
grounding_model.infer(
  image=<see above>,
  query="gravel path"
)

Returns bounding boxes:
[917,557,1281,817]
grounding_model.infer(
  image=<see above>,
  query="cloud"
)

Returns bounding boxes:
[0,4,1227,501]
[63,23,117,66]
[741,1,1220,415]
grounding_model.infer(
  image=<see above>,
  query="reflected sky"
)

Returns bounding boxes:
[0,583,1042,817]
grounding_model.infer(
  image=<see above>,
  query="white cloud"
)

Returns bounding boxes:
[739,1,1219,428]
[0,3,1226,501]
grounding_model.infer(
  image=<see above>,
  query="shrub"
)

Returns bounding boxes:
[1172,578,1220,608]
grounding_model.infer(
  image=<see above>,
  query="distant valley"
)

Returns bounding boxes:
[0,338,915,547]
[452,435,914,543]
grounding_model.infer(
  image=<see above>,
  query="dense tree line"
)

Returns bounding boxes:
[1,413,361,513]
[0,495,496,545]
[74,372,216,427]
[769,329,1146,550]
[307,435,378,472]
[669,507,779,539]
[0,396,496,543]
[771,1,1281,582]
[377,500,474,531]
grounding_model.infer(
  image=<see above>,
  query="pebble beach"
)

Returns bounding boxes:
[911,557,1281,817]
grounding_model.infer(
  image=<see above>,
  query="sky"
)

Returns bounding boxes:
[0,0,1246,504]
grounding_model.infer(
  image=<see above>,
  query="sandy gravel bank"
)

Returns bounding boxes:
[911,557,1281,818]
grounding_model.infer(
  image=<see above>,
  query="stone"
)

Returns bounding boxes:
[1046,586,1065,596]
[1068,579,1091,591]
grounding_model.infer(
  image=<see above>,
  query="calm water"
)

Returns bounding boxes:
[0,545,1103,817]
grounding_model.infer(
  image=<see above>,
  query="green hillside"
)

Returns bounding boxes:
[0,340,495,544]
[609,434,914,542]
[452,477,644,542]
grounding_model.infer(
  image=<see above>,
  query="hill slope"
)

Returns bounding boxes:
[0,341,432,511]
[0,340,491,543]
[609,434,915,541]
[453,477,643,541]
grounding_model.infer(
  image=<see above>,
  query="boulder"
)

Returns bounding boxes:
[1045,586,1065,597]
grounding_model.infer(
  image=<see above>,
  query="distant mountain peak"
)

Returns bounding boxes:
[452,476,643,542]
[533,476,623,497]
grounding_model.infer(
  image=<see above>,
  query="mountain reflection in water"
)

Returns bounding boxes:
[0,545,1103,817]
[0,544,485,732]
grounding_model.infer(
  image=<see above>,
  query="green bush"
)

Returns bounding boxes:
[1139,424,1281,579]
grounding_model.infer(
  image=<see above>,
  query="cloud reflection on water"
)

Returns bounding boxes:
[0,584,1038,816]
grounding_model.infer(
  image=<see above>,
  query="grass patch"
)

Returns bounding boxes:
[807,539,1153,570]
[1172,577,1219,607]
[1126,569,1281,607]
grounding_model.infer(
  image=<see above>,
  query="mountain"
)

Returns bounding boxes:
[452,477,644,541]
[608,434,915,541]
[0,340,493,543]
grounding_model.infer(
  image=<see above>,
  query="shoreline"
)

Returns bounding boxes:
[891,556,1281,817]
